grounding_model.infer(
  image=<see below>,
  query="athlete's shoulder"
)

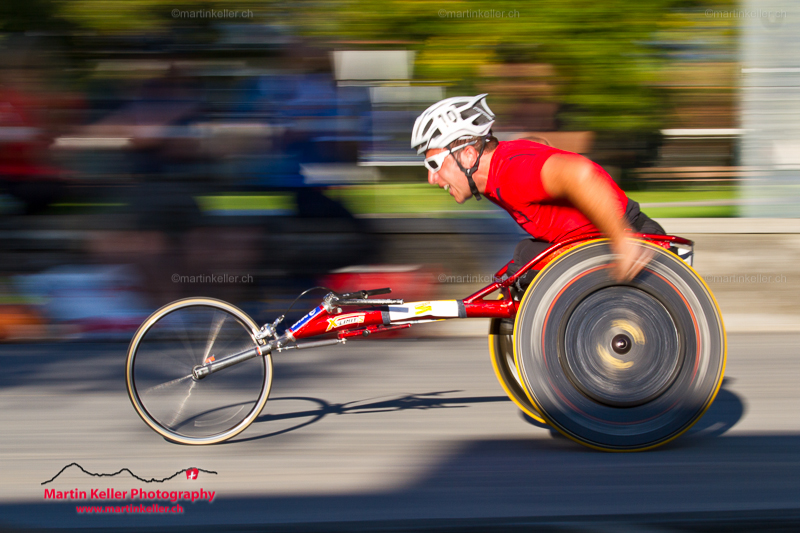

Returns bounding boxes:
[491,139,571,175]
[495,138,568,160]
[487,140,565,199]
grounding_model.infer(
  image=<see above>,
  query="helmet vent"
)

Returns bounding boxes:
[411,93,495,154]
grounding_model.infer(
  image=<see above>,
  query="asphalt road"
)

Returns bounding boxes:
[1,333,799,531]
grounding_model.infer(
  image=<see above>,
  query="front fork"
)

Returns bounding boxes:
[191,333,345,381]
[190,292,519,381]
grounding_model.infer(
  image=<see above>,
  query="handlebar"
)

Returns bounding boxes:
[336,298,404,306]
[327,288,402,306]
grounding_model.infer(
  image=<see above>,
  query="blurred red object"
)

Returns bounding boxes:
[320,265,439,305]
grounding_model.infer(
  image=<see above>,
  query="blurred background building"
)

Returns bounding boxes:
[0,0,792,339]
[740,0,799,217]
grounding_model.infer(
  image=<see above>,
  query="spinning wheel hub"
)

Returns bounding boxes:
[611,334,632,355]
[561,286,681,408]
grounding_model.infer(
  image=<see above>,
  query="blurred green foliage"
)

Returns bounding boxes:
[194,186,737,218]
[3,0,736,134]
[332,185,734,217]
[297,0,737,132]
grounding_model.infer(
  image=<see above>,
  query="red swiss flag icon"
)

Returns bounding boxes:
[186,468,199,480]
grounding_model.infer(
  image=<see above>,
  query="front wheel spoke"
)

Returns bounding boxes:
[204,310,229,363]
[167,379,197,428]
[141,374,193,397]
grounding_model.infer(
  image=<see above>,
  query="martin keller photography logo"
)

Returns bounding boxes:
[41,463,219,516]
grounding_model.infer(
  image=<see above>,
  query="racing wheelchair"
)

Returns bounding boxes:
[125,233,725,451]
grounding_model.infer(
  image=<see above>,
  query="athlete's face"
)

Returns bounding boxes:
[425,148,473,204]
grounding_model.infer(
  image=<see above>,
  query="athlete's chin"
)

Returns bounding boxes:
[451,191,469,204]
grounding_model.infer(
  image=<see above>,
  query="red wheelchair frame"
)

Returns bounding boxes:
[285,233,694,342]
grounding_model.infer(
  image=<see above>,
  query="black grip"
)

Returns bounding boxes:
[364,287,392,297]
[339,287,392,299]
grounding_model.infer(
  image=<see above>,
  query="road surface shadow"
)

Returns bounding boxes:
[519,379,745,447]
[229,379,744,446]
[228,391,511,443]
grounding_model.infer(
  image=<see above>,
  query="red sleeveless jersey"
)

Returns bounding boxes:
[483,139,628,243]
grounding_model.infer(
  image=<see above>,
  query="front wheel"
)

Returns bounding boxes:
[126,298,272,445]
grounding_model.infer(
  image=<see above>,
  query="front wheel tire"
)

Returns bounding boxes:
[126,298,272,445]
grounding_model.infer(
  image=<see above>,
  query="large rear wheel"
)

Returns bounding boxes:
[489,310,545,424]
[514,239,726,451]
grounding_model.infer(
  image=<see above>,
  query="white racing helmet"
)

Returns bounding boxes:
[411,93,495,154]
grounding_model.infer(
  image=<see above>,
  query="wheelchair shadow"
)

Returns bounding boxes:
[228,391,511,444]
[230,380,744,448]
[519,378,745,447]
[668,378,746,447]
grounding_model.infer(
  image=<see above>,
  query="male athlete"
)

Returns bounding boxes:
[411,94,663,291]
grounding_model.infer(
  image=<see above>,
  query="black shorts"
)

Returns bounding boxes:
[506,199,664,288]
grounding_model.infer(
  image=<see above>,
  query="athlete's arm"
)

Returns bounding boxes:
[540,153,653,281]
